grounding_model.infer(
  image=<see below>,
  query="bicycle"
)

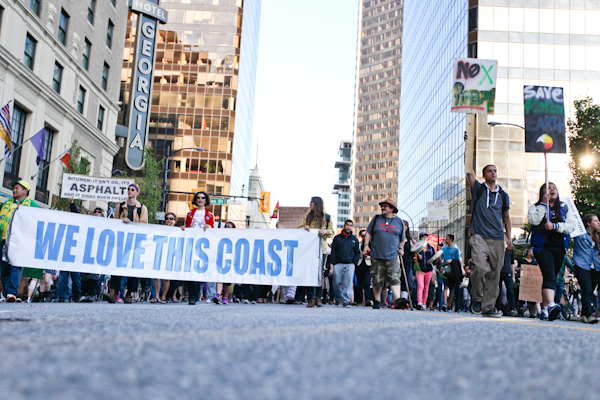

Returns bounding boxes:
[560,273,582,320]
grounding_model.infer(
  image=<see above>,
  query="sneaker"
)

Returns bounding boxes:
[243,299,250,304]
[416,303,423,310]
[470,301,482,315]
[581,315,588,323]
[234,298,240,303]
[223,297,229,304]
[205,299,212,303]
[6,294,18,303]
[372,301,381,309]
[441,305,447,312]
[343,303,351,308]
[589,315,600,324]
[365,300,373,307]
[510,309,519,317]
[189,301,196,305]
[482,310,502,318]
[251,300,257,304]
[548,305,561,321]
[213,295,221,305]
[81,296,93,303]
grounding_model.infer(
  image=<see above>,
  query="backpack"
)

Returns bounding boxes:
[119,201,143,220]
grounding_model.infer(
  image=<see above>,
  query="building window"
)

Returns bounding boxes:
[0,6,4,34]
[58,9,69,45]
[52,62,63,93]
[87,0,96,25]
[97,106,105,131]
[102,62,110,91]
[23,34,37,70]
[106,20,114,49]
[30,0,40,16]
[111,0,116,7]
[36,127,54,203]
[4,105,26,187]
[468,7,478,33]
[468,42,478,58]
[83,38,92,70]
[77,86,86,114]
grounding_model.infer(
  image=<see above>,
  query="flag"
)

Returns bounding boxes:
[31,127,46,166]
[270,200,279,219]
[0,102,13,156]
[60,150,70,168]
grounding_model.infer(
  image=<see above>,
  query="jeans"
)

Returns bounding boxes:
[205,282,216,300]
[496,272,515,312]
[0,256,22,297]
[554,281,565,305]
[333,263,355,305]
[58,271,81,301]
[188,282,203,303]
[574,265,600,317]
[436,276,445,309]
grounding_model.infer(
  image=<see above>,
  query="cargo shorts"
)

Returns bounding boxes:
[371,257,400,288]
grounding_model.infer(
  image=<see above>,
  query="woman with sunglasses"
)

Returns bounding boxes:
[151,212,178,304]
[184,191,215,305]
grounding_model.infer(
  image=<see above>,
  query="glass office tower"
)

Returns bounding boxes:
[116,0,261,221]
[400,0,600,250]
[352,0,403,231]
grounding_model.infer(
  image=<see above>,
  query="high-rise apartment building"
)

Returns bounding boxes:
[399,0,600,251]
[333,140,352,231]
[115,0,261,222]
[351,0,403,231]
[0,0,126,209]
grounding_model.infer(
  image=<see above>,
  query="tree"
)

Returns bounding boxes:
[54,140,90,211]
[568,97,600,217]
[137,146,164,224]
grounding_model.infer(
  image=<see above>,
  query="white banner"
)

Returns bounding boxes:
[561,196,586,238]
[427,199,449,221]
[61,174,134,203]
[7,207,321,286]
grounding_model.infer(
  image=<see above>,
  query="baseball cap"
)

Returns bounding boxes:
[12,180,30,191]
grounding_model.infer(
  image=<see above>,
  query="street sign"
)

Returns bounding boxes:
[212,198,226,205]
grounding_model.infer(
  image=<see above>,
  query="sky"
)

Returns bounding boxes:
[249,0,359,217]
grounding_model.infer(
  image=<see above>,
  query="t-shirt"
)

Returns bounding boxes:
[367,215,406,260]
[545,208,564,248]
[471,180,509,240]
[190,209,206,229]
[127,204,135,221]
[441,245,461,263]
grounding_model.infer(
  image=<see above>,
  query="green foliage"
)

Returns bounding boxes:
[137,147,164,224]
[54,140,90,212]
[568,97,600,217]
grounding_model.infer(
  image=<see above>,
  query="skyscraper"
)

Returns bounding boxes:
[351,0,403,231]
[115,0,261,222]
[399,0,600,250]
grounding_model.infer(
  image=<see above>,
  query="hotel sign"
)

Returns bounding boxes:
[125,0,167,170]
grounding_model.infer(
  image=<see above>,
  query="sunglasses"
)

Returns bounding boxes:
[128,188,137,191]
[198,196,206,200]
[166,217,175,221]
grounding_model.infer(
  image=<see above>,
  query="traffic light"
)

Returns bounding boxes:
[259,191,270,213]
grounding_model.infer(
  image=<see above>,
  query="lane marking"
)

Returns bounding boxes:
[406,310,600,332]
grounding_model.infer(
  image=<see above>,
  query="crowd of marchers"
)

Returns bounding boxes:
[1,167,599,325]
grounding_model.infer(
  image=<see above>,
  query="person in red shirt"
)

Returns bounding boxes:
[184,191,214,305]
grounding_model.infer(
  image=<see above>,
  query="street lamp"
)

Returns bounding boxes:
[581,155,594,169]
[161,146,205,212]
[488,121,525,130]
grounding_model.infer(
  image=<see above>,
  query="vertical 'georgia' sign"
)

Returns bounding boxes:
[126,0,168,170]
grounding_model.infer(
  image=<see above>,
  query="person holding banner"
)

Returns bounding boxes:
[299,196,334,308]
[572,214,600,324]
[156,212,177,304]
[105,183,148,304]
[528,183,576,321]
[0,180,38,302]
[184,191,215,305]
[467,165,511,318]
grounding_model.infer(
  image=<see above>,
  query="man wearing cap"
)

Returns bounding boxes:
[0,180,38,302]
[362,198,406,309]
[105,183,148,303]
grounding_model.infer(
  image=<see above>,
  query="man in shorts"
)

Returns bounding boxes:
[362,198,406,309]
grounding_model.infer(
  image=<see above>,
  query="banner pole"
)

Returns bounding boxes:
[544,153,550,220]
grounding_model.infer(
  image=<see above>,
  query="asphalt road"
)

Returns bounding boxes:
[0,302,598,400]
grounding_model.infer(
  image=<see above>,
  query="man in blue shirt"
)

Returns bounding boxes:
[467,165,512,318]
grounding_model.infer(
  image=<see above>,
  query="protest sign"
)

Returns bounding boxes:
[560,196,585,238]
[7,207,321,286]
[519,264,543,303]
[524,86,566,153]
[427,200,449,221]
[427,234,445,248]
[451,58,498,114]
[61,174,134,202]
[278,206,309,229]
